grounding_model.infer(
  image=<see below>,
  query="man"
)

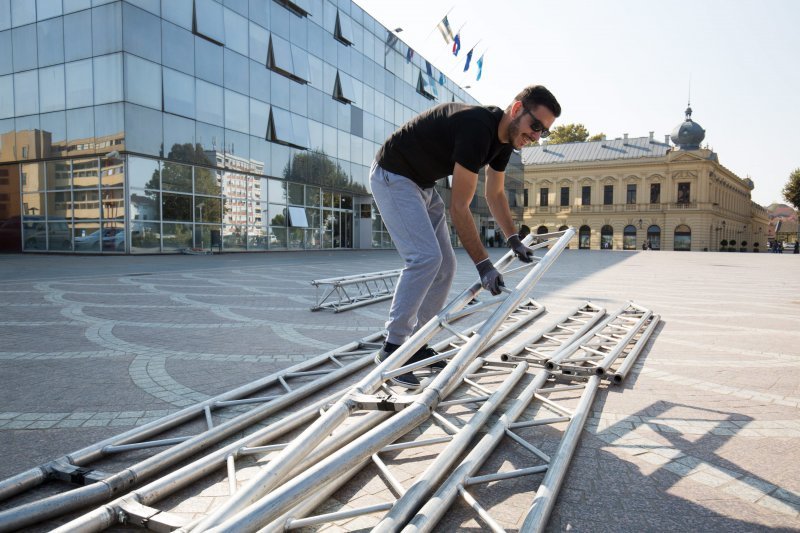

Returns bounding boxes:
[371,85,561,388]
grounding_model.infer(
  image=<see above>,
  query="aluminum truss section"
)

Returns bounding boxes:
[0,333,389,532]
[182,230,574,532]
[405,304,657,533]
[546,302,654,377]
[310,269,402,312]
[500,302,605,365]
[47,298,546,533]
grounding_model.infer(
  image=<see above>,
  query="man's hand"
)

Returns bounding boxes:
[507,234,533,263]
[476,258,504,295]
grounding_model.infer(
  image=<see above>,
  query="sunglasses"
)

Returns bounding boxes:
[523,107,550,138]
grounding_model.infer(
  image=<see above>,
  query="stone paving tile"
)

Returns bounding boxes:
[1,250,799,531]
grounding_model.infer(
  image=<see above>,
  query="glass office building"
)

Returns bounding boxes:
[0,0,523,253]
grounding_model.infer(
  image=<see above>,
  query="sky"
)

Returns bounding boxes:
[353,0,800,207]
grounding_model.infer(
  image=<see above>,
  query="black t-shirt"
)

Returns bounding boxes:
[376,103,513,189]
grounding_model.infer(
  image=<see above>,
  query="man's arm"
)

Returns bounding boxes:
[449,162,487,264]
[484,166,518,240]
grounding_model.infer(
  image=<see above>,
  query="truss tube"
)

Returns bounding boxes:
[594,305,653,376]
[501,302,605,361]
[311,269,402,285]
[3,353,376,533]
[48,389,348,533]
[373,361,528,532]
[189,247,534,532]
[613,314,660,384]
[260,358,489,533]
[0,332,384,506]
[403,370,552,533]
[203,230,574,532]
[520,375,601,533]
[545,311,618,369]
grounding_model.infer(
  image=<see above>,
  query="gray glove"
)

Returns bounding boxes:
[507,234,533,263]
[476,258,504,295]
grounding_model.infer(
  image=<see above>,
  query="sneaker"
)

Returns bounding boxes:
[410,345,447,371]
[374,343,421,389]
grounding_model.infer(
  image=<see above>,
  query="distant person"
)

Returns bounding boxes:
[371,85,561,388]
[794,241,799,254]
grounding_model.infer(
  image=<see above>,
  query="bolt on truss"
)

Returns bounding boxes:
[310,269,402,312]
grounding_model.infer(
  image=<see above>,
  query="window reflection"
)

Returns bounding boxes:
[101,188,124,220]
[162,222,192,251]
[224,90,249,133]
[0,76,11,120]
[66,107,95,155]
[162,21,194,75]
[130,221,160,253]
[66,60,93,109]
[125,54,161,110]
[223,8,248,55]
[164,68,195,118]
[68,188,100,221]
[37,17,64,67]
[14,70,39,116]
[45,160,71,190]
[223,48,249,94]
[161,0,192,30]
[39,65,66,113]
[194,0,225,44]
[194,196,220,223]
[128,156,159,190]
[12,24,37,72]
[100,152,124,188]
[161,160,192,193]
[125,103,162,156]
[94,103,124,153]
[162,192,192,221]
[195,36,223,84]
[130,189,160,222]
[92,1,123,56]
[64,10,93,61]
[93,53,123,105]
[123,3,161,62]
[164,114,196,159]
[196,80,224,126]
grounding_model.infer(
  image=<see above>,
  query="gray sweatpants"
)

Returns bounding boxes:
[369,162,457,346]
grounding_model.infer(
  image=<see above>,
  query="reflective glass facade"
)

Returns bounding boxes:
[0,0,521,253]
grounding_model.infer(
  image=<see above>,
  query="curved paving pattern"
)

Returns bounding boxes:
[1,250,799,530]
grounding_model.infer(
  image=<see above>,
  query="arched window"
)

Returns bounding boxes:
[601,225,613,249]
[623,225,637,250]
[647,225,661,250]
[558,225,569,232]
[579,225,591,249]
[537,225,549,235]
[674,224,691,251]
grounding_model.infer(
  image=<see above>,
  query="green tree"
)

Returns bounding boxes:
[283,149,367,194]
[545,123,605,145]
[147,143,222,223]
[782,168,800,210]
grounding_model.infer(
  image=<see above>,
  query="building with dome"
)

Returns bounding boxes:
[519,105,769,252]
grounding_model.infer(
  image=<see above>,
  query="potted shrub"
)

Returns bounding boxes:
[754,242,760,253]
[720,239,728,251]
[740,240,747,252]
[728,239,736,251]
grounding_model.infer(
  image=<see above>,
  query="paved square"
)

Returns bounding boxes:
[0,248,798,531]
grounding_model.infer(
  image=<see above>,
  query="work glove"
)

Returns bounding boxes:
[476,258,504,295]
[507,234,533,263]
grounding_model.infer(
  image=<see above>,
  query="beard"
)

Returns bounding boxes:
[507,113,530,149]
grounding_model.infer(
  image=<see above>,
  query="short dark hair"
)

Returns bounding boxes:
[510,85,561,117]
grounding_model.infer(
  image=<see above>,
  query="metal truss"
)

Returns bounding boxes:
[3,228,664,532]
[310,269,402,312]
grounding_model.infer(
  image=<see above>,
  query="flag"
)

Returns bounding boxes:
[452,33,461,56]
[425,60,433,76]
[406,47,414,63]
[436,15,454,43]
[439,72,445,85]
[384,31,398,57]
[476,53,484,80]
[463,48,473,72]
